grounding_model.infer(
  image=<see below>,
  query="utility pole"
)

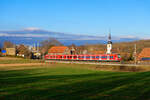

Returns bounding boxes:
[37,42,39,52]
[134,44,137,65]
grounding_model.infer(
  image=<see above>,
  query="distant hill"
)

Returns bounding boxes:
[0,29,140,46]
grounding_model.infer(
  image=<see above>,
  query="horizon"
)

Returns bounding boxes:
[0,27,148,40]
[0,0,150,39]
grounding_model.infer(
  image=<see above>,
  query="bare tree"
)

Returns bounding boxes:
[16,44,32,58]
[68,44,77,55]
[40,38,62,55]
[3,41,15,49]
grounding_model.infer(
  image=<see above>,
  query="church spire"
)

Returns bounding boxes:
[108,33,111,41]
[107,29,112,44]
[108,28,111,41]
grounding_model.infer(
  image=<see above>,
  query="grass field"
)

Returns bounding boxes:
[0,62,150,100]
[0,57,43,64]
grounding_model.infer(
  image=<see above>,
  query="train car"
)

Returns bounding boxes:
[44,54,121,62]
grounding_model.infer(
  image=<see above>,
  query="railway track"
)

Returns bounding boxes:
[45,60,144,66]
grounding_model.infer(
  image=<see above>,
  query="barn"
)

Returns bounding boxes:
[48,46,70,55]
[138,48,150,61]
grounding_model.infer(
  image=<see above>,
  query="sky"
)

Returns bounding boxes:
[0,0,150,38]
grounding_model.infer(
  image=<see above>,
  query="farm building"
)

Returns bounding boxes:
[6,48,16,56]
[48,46,70,55]
[138,48,150,61]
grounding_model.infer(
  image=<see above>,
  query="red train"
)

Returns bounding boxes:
[45,54,121,62]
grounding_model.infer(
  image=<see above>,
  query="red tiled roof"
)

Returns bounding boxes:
[138,48,150,59]
[48,46,68,53]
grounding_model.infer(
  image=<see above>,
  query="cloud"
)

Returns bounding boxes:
[59,37,106,40]
[119,35,138,39]
[0,32,106,40]
[23,27,41,31]
[119,35,150,40]
[140,36,150,40]
[0,33,50,37]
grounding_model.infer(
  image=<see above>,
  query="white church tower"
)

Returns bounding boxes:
[106,33,112,54]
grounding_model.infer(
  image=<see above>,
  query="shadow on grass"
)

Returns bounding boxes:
[0,69,150,100]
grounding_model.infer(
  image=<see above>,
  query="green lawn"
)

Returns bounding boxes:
[0,64,150,100]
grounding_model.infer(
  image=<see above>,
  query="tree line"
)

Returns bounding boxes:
[0,38,150,61]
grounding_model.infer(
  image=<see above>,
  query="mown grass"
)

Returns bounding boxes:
[0,57,43,64]
[0,64,150,100]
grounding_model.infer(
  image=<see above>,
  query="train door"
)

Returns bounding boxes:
[77,55,79,60]
[99,55,101,61]
[107,55,110,61]
[90,55,92,60]
[84,55,86,60]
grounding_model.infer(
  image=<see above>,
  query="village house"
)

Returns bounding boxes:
[48,46,71,55]
[138,48,150,61]
[6,48,16,56]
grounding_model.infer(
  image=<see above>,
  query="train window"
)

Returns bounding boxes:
[82,56,84,58]
[96,56,99,58]
[102,56,107,58]
[86,56,90,58]
[92,56,95,58]
[110,56,113,59]
[74,56,77,58]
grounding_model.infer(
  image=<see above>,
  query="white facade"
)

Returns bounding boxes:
[106,43,112,54]
[106,33,112,54]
